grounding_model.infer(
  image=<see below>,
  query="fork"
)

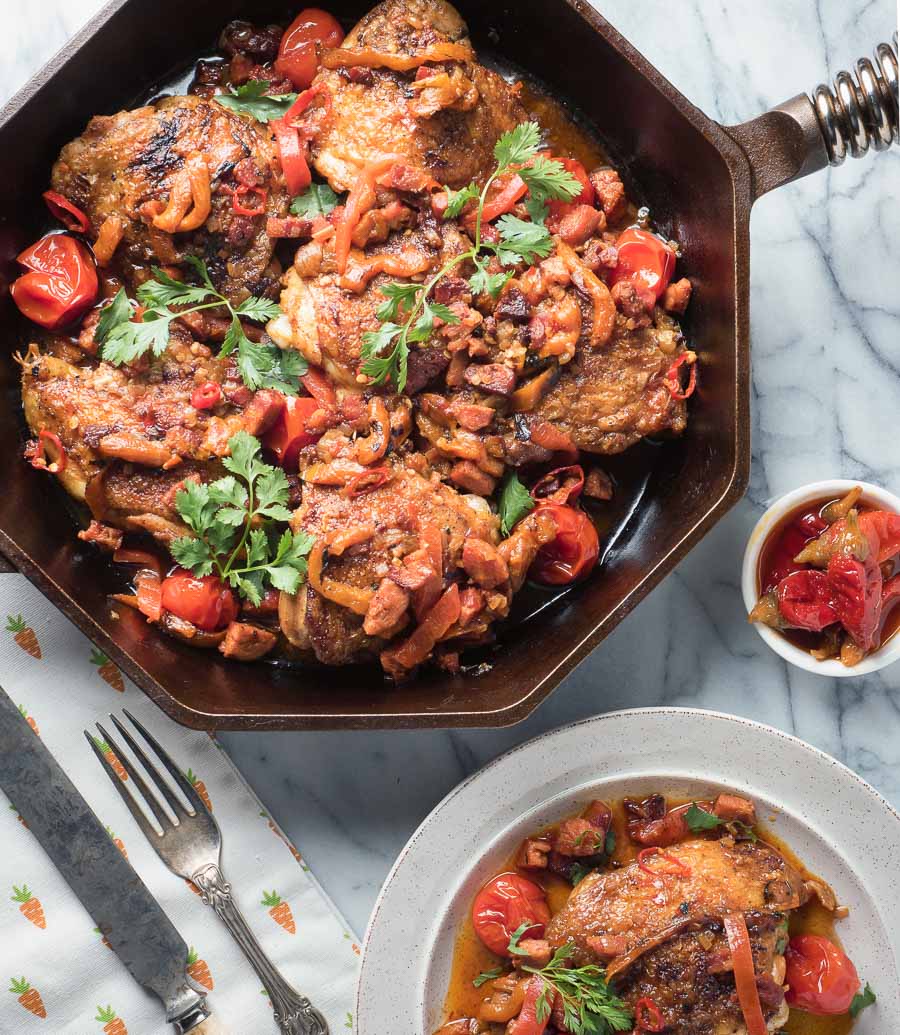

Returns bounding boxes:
[86,709,329,1035]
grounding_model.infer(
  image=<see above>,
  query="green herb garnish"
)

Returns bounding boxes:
[215,80,298,123]
[291,183,341,218]
[96,257,304,394]
[170,431,313,604]
[850,983,876,1018]
[360,120,581,390]
[472,967,503,988]
[569,863,593,886]
[685,803,723,832]
[507,930,632,1035]
[498,471,535,535]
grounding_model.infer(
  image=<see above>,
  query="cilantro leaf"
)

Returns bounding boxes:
[215,80,298,123]
[498,471,535,535]
[443,182,479,219]
[170,536,215,576]
[290,183,340,218]
[469,266,512,299]
[518,154,583,205]
[375,283,422,323]
[472,968,503,989]
[361,322,408,391]
[136,266,214,308]
[685,803,723,832]
[850,983,876,1018]
[495,121,542,169]
[494,214,554,266]
[95,289,134,343]
[235,296,282,322]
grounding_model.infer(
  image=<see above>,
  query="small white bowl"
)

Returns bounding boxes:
[742,479,900,677]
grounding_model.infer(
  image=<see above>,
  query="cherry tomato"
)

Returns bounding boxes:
[547,157,594,221]
[160,570,239,632]
[530,504,600,586]
[609,227,676,300]
[471,873,551,957]
[262,394,323,470]
[11,234,98,330]
[785,935,861,1015]
[275,8,345,90]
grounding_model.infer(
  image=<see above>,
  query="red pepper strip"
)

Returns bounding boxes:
[723,913,769,1035]
[112,548,163,578]
[334,156,403,274]
[135,570,163,623]
[529,420,579,461]
[301,367,338,411]
[634,996,664,1033]
[226,184,268,217]
[343,466,392,498]
[532,465,584,506]
[665,352,698,400]
[30,429,68,474]
[637,847,692,879]
[42,190,91,234]
[191,382,222,410]
[478,173,528,224]
[273,119,312,196]
[282,82,332,127]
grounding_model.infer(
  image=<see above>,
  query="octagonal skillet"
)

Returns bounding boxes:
[0,2,896,730]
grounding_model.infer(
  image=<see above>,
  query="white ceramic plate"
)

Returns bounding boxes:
[357,708,900,1033]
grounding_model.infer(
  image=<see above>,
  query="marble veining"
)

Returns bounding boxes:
[2,0,898,938]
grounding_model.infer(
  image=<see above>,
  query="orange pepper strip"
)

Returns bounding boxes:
[307,540,374,616]
[320,41,471,72]
[723,913,769,1035]
[92,215,125,266]
[334,157,403,274]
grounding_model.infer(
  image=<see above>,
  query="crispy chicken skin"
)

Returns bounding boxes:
[308,0,527,191]
[51,95,288,301]
[267,219,471,387]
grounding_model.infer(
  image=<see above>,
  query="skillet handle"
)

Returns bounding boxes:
[724,33,897,201]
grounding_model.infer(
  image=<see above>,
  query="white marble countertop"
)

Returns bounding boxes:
[3,0,898,938]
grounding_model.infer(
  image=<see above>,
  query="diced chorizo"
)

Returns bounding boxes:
[581,239,618,272]
[462,538,509,589]
[553,818,604,857]
[463,363,516,396]
[233,157,265,187]
[240,389,285,436]
[494,286,532,324]
[662,276,692,314]
[584,467,614,501]
[432,276,471,305]
[266,215,314,239]
[452,403,495,432]
[217,621,277,661]
[515,939,551,969]
[556,203,603,246]
[582,799,613,832]
[450,461,496,496]
[590,168,627,221]
[77,520,123,553]
[712,793,756,826]
[458,587,486,626]
[611,279,654,319]
[363,578,410,638]
[404,348,450,395]
[516,837,551,870]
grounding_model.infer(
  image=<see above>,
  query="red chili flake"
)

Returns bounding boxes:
[225,184,268,217]
[191,382,222,410]
[635,996,665,1032]
[665,351,698,400]
[637,847,692,879]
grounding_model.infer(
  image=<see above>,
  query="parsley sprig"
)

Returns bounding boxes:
[508,924,633,1035]
[95,257,306,395]
[684,803,757,842]
[170,431,313,604]
[291,183,340,218]
[360,121,581,391]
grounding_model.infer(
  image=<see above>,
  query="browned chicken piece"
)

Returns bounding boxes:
[522,318,688,454]
[51,95,288,301]
[614,912,790,1034]
[279,452,514,671]
[545,838,807,967]
[267,219,471,387]
[307,0,527,191]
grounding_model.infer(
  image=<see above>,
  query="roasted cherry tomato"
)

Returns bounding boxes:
[785,935,861,1015]
[263,394,323,470]
[471,873,551,957]
[609,227,676,300]
[547,157,594,220]
[275,8,345,89]
[160,570,239,632]
[530,503,600,586]
[775,570,838,632]
[11,234,98,330]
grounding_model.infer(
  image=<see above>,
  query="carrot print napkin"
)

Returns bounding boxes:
[0,574,360,1034]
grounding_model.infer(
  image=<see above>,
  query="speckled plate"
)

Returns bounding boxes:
[357,708,900,1033]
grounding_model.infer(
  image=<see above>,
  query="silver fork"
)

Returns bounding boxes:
[86,709,329,1035]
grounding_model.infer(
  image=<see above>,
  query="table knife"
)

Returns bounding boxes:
[0,687,216,1033]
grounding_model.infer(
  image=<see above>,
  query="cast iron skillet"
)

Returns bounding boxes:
[0,2,896,730]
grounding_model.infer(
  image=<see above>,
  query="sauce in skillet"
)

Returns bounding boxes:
[441,797,857,1034]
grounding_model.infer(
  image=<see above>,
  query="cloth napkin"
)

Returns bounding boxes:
[0,574,360,1034]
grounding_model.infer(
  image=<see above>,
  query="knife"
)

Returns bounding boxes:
[0,687,216,1033]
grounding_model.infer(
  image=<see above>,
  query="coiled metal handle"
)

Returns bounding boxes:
[810,33,898,163]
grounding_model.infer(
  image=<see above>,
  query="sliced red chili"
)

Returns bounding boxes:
[665,352,698,400]
[343,466,392,497]
[635,996,664,1033]
[42,190,91,234]
[226,184,268,217]
[637,847,692,879]
[191,382,222,410]
[29,429,68,475]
